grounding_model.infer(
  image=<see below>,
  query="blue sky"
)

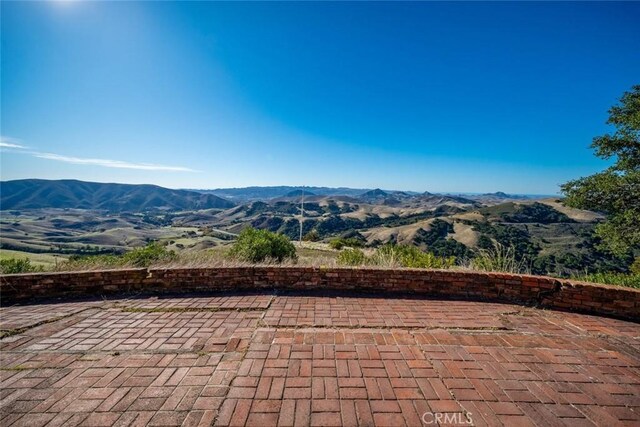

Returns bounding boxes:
[1,1,639,194]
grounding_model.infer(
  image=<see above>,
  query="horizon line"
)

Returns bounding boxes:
[0,177,562,197]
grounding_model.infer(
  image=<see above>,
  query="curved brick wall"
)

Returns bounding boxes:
[1,267,638,320]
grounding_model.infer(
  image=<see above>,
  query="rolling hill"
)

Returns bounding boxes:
[0,179,624,277]
[0,179,236,212]
[199,186,373,202]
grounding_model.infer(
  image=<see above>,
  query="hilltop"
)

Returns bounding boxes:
[0,179,235,212]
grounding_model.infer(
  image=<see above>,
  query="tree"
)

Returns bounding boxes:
[561,85,640,256]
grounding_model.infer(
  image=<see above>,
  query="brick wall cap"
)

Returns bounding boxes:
[0,268,148,278]
[3,267,637,294]
[557,279,640,293]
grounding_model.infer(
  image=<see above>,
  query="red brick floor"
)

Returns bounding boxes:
[1,292,639,426]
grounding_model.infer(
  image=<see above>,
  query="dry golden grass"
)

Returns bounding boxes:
[361,218,436,245]
[450,221,480,247]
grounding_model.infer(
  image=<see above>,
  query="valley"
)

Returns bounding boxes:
[0,179,625,277]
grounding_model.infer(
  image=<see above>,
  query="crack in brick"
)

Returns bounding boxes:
[115,294,276,314]
[253,324,514,332]
[119,306,270,313]
[0,306,102,339]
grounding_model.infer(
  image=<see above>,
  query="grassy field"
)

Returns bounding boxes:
[0,209,235,255]
[0,249,68,268]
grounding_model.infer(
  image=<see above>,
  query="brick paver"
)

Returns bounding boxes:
[1,292,639,426]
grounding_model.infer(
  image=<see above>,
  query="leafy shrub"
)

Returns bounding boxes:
[121,242,177,267]
[0,258,43,274]
[631,257,640,275]
[229,228,297,263]
[303,230,320,242]
[573,272,640,289]
[329,237,364,250]
[371,244,455,269]
[62,254,122,270]
[337,248,367,266]
[471,242,529,274]
[329,239,344,250]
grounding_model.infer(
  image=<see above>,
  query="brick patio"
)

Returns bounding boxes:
[1,292,639,426]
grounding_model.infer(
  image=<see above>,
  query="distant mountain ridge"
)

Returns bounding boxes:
[199,186,544,202]
[197,186,376,201]
[360,188,389,199]
[0,179,235,212]
[285,189,316,197]
[482,191,530,200]
[0,179,550,211]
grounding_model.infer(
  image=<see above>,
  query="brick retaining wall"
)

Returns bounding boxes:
[1,267,638,320]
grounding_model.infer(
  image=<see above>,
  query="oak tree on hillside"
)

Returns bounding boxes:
[562,85,640,256]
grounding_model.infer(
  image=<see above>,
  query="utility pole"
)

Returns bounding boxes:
[299,189,304,246]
